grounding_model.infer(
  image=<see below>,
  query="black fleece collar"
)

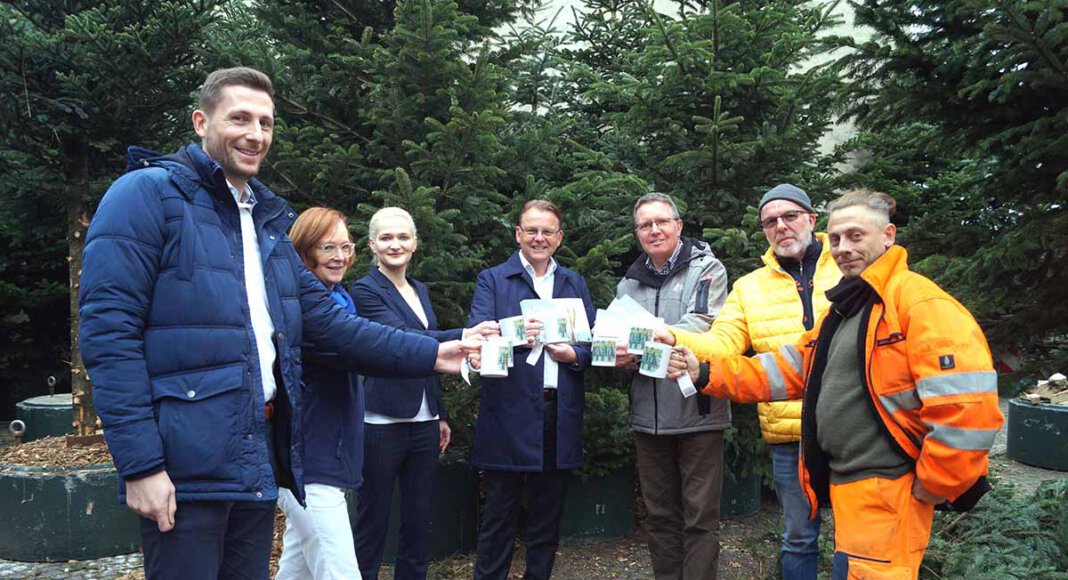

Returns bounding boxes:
[624,237,696,288]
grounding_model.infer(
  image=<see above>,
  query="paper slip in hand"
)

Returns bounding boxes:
[592,308,627,338]
[460,359,472,385]
[676,373,697,398]
[556,298,592,343]
[526,344,544,366]
[520,298,592,344]
[604,297,666,340]
[607,295,663,327]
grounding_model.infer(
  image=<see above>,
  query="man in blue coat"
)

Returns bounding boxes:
[467,200,596,580]
[78,67,470,580]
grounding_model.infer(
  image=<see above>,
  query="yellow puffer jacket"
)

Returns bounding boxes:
[672,233,841,443]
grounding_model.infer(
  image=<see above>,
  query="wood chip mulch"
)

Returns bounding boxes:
[271,508,285,577]
[0,436,114,469]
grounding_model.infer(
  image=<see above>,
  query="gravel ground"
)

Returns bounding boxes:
[2,396,1065,579]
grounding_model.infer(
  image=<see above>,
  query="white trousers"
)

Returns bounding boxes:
[276,483,362,580]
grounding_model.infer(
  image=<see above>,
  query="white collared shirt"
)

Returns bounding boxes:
[228,181,277,403]
[519,253,559,389]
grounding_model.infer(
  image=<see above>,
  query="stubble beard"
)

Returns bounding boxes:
[204,135,259,183]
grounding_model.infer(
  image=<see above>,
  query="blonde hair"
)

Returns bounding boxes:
[827,188,897,226]
[368,207,418,240]
[289,207,353,272]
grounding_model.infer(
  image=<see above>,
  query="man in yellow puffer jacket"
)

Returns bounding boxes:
[668,184,840,579]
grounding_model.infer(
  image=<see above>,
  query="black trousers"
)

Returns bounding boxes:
[140,499,275,580]
[140,408,282,580]
[473,394,571,580]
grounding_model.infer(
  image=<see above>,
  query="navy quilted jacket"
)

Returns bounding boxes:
[79,143,439,504]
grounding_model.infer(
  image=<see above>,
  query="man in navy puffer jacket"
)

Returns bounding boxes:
[78,67,470,580]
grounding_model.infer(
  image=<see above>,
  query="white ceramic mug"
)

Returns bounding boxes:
[499,315,526,346]
[540,315,570,344]
[479,337,511,377]
[639,341,672,378]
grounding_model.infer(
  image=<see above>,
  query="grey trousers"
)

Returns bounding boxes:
[634,430,725,580]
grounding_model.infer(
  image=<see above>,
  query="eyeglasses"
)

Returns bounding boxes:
[760,211,808,230]
[635,217,678,233]
[520,228,560,239]
[315,242,355,257]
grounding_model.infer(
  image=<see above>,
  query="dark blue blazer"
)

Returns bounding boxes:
[466,252,595,472]
[351,268,461,420]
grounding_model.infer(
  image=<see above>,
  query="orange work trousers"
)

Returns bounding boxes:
[829,472,935,579]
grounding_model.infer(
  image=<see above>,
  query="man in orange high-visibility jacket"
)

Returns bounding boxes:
[664,189,1003,578]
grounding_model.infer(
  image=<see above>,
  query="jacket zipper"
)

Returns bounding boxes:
[653,286,662,435]
[864,305,915,461]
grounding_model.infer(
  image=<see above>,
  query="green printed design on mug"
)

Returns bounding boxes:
[593,340,614,362]
[641,345,661,372]
[629,328,652,351]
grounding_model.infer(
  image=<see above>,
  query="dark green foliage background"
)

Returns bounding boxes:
[1,1,1065,485]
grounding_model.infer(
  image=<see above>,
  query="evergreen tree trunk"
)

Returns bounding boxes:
[64,138,98,442]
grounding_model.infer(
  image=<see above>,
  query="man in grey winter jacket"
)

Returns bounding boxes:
[615,192,729,579]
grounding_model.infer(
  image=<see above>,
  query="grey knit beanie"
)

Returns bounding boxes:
[758,184,813,214]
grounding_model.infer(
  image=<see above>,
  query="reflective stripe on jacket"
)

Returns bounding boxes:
[672,233,841,443]
[698,246,1003,511]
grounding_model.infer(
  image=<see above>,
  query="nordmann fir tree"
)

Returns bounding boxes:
[835,0,1068,368]
[496,6,643,306]
[360,0,518,328]
[252,0,523,329]
[570,0,843,279]
[0,0,223,439]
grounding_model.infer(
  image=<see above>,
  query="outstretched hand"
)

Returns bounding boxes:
[434,338,484,374]
[667,345,699,383]
[653,328,676,346]
[463,320,500,340]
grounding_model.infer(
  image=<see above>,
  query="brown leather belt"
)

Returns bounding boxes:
[265,401,275,421]
[542,389,556,401]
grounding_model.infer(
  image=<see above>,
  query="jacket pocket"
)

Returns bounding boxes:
[152,363,247,482]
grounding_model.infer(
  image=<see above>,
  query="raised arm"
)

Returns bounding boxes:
[350,279,462,342]
[670,285,751,359]
[298,264,441,377]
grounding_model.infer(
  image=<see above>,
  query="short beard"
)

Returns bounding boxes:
[774,231,813,261]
